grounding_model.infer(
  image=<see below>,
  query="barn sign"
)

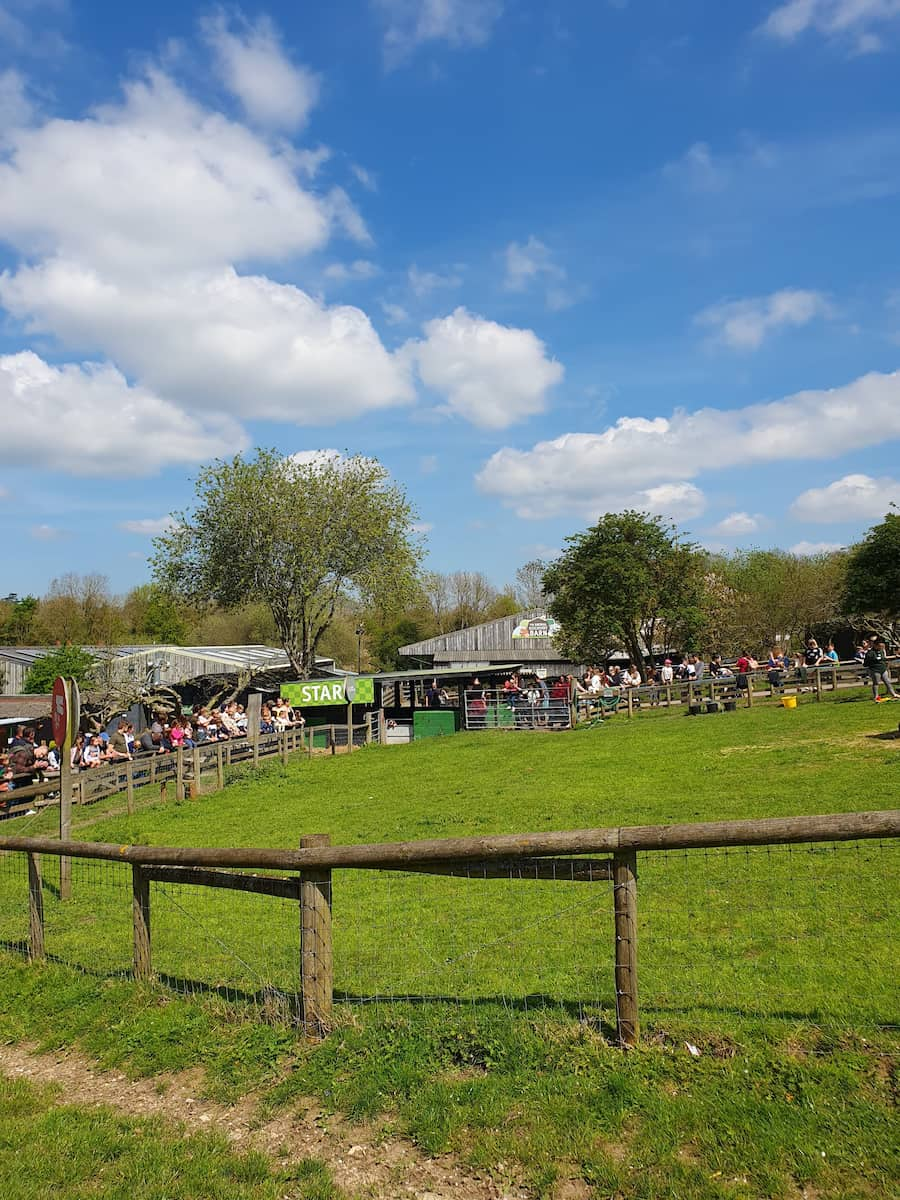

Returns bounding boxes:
[282,677,375,707]
[511,616,561,639]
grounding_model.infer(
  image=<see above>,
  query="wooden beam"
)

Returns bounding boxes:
[27,852,45,961]
[144,865,300,900]
[132,864,152,981]
[2,810,897,872]
[613,851,638,1047]
[299,834,333,1034]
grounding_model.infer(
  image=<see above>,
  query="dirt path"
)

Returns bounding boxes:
[0,1041,528,1200]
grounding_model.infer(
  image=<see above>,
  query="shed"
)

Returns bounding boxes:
[399,611,581,677]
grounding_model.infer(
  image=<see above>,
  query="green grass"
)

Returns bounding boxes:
[0,1074,342,1200]
[1,688,898,1198]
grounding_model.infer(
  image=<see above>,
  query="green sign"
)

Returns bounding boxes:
[283,677,375,707]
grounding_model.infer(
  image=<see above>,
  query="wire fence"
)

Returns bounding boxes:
[1,819,897,1041]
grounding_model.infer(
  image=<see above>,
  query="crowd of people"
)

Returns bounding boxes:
[572,636,897,703]
[0,696,308,805]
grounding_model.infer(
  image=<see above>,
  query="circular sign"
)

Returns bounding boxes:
[52,676,70,748]
[344,677,357,703]
[68,677,81,747]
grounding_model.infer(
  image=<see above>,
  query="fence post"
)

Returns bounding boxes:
[132,864,152,981]
[365,713,373,745]
[216,742,225,790]
[299,834,333,1034]
[59,752,73,902]
[281,730,289,766]
[815,670,823,702]
[746,675,754,709]
[346,701,353,753]
[175,748,185,801]
[612,850,639,1047]
[190,746,201,799]
[626,689,634,719]
[125,759,135,815]
[27,852,45,961]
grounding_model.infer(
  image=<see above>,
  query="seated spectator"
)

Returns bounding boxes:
[823,641,839,663]
[168,717,187,751]
[260,705,275,734]
[82,736,104,768]
[107,721,132,761]
[7,729,38,788]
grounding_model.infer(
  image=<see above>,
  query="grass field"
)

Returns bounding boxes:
[1,689,898,1198]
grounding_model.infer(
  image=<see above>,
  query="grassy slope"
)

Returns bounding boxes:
[1,689,898,1198]
[0,1075,341,1200]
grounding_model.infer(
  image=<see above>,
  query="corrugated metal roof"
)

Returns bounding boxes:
[0,645,333,671]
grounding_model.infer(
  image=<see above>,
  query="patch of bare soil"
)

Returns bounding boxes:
[0,1041,528,1200]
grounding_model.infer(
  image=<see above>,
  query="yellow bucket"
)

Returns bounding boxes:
[782,696,797,710]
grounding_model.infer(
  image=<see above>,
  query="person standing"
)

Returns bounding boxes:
[864,639,898,701]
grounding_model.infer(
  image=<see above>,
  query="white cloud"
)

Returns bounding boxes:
[381,301,410,325]
[696,289,832,351]
[419,453,438,474]
[323,259,380,282]
[374,0,504,66]
[351,163,377,190]
[202,12,320,131]
[407,306,563,429]
[790,540,846,556]
[0,351,247,476]
[408,263,463,297]
[30,523,65,540]
[1,261,415,423]
[711,511,761,535]
[503,236,577,311]
[0,69,341,274]
[762,0,900,51]
[119,516,177,535]
[790,473,900,521]
[642,483,707,520]
[411,520,433,533]
[477,369,900,518]
[0,68,33,136]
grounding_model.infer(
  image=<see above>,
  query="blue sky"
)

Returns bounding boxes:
[2,0,899,597]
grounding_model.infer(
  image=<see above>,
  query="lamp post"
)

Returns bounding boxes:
[355,625,365,675]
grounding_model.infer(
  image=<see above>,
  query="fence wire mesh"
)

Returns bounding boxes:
[147,877,302,1021]
[0,850,28,953]
[0,837,897,1034]
[637,840,900,1029]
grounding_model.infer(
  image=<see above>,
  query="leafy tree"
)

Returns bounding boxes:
[123,584,188,644]
[22,644,97,693]
[843,510,900,638]
[703,549,847,654]
[151,449,422,677]
[0,595,38,644]
[542,511,706,678]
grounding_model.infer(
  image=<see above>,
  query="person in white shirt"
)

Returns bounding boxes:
[660,659,674,685]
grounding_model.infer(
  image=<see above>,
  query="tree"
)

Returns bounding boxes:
[0,595,38,644]
[542,511,706,678]
[22,644,97,693]
[843,510,900,641]
[703,549,847,654]
[151,449,422,677]
[515,559,548,610]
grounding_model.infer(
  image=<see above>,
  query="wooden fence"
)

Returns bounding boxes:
[578,659,895,721]
[1,718,381,822]
[2,808,897,1046]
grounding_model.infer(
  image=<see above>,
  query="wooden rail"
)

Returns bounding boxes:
[2,808,898,1047]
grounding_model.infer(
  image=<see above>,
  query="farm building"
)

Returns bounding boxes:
[398,612,582,678]
[0,645,339,696]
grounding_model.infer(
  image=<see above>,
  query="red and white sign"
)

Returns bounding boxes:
[52,676,70,748]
